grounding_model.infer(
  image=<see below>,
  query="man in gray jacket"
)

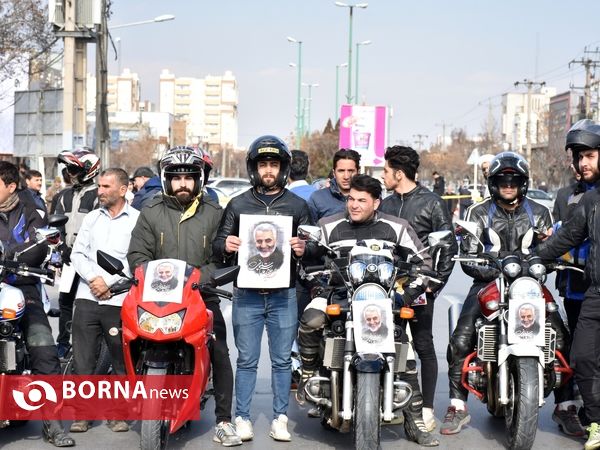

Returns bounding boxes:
[127,146,241,447]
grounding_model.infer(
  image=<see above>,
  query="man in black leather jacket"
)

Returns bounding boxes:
[440,152,582,437]
[0,161,74,447]
[379,145,457,431]
[535,119,600,449]
[213,135,313,443]
[297,174,438,446]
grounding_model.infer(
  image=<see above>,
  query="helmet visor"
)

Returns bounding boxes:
[495,174,525,188]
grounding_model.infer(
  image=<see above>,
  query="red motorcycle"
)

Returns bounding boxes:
[97,251,238,450]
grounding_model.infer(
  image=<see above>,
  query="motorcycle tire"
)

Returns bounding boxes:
[505,357,539,450]
[61,339,112,375]
[353,372,381,450]
[140,366,170,450]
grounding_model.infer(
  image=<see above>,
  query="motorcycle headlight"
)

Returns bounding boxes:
[377,262,395,288]
[348,261,366,285]
[527,256,546,279]
[502,255,522,278]
[137,308,185,335]
[352,283,388,302]
[508,277,543,301]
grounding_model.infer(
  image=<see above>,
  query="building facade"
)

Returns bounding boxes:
[159,69,238,149]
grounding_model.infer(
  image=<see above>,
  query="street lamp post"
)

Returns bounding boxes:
[302,83,319,135]
[335,62,347,124]
[355,39,371,105]
[96,13,175,168]
[287,36,303,147]
[335,2,368,104]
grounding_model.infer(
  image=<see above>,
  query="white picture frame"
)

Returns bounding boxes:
[237,214,292,289]
[353,300,396,353]
[507,297,545,346]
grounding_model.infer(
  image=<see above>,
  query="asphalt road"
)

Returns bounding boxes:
[0,266,586,449]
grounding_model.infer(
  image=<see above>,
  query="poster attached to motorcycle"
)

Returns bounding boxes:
[507,297,545,346]
[353,300,396,353]
[142,259,187,303]
[237,214,292,288]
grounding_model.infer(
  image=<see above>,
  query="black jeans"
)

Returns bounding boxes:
[206,300,234,424]
[410,291,437,409]
[72,298,126,375]
[564,298,583,338]
[447,281,571,402]
[571,288,600,422]
[18,284,61,375]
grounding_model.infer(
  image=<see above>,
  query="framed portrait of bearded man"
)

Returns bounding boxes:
[237,214,292,288]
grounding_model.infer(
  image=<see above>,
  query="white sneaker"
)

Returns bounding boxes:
[422,407,436,432]
[213,421,242,447]
[234,416,254,441]
[270,414,292,442]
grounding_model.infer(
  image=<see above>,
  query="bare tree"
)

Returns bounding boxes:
[0,0,57,96]
[111,137,159,175]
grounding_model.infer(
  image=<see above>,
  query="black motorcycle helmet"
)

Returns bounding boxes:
[246,135,291,191]
[158,146,205,197]
[487,151,529,202]
[565,119,600,173]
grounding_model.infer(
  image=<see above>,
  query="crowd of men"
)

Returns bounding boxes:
[4,118,600,449]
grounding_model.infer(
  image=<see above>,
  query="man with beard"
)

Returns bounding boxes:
[213,135,313,442]
[150,261,178,291]
[127,146,241,447]
[247,222,284,276]
[69,168,139,433]
[361,304,389,344]
[514,303,541,338]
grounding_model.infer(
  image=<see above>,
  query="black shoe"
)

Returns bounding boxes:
[553,405,585,437]
[42,421,75,447]
[404,414,439,447]
[47,308,61,317]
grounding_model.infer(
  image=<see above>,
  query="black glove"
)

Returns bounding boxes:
[401,286,422,306]
[59,243,72,265]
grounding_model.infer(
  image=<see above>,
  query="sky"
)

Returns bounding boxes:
[104,1,600,149]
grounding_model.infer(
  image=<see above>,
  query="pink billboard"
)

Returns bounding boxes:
[339,104,388,167]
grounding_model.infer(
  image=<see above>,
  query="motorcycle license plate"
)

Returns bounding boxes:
[352,299,395,353]
[507,296,545,346]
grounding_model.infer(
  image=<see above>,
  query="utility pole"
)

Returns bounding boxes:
[514,79,545,166]
[96,0,110,168]
[435,122,452,151]
[412,134,428,152]
[569,47,600,119]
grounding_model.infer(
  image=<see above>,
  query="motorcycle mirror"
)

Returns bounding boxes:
[96,250,127,277]
[297,225,321,242]
[48,214,68,228]
[210,265,240,287]
[35,227,61,244]
[427,230,453,248]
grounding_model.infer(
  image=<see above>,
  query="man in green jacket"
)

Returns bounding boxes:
[127,146,241,447]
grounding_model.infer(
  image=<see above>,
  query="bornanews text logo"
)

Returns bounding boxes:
[1,375,194,421]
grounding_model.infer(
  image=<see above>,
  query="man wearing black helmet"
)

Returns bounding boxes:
[535,119,600,450]
[52,148,101,359]
[440,152,582,437]
[213,135,313,443]
[127,146,242,447]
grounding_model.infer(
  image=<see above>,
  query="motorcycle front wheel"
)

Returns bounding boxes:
[141,366,170,450]
[353,372,381,450]
[505,357,539,450]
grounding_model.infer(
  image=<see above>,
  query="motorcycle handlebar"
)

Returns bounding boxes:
[0,260,54,278]
[200,286,233,300]
[304,265,326,273]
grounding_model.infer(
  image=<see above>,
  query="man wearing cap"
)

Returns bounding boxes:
[131,166,161,210]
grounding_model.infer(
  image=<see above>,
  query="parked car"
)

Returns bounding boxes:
[207,178,252,196]
[527,188,554,210]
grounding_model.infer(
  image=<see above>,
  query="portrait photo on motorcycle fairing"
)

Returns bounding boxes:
[237,214,292,288]
[142,259,186,303]
[507,298,545,345]
[353,301,395,353]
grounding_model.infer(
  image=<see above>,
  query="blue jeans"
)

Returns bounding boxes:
[232,287,297,420]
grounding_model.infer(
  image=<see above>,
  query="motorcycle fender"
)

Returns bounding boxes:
[352,352,385,373]
[497,344,544,366]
